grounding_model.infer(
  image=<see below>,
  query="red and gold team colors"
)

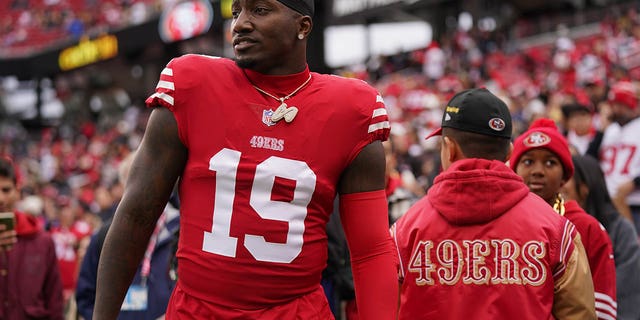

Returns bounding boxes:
[146,54,390,317]
[391,159,595,320]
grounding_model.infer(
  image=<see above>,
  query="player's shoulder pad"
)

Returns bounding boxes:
[165,54,236,90]
[316,73,381,106]
[169,54,233,73]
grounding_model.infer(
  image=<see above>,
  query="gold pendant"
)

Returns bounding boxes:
[282,106,298,123]
[271,102,289,122]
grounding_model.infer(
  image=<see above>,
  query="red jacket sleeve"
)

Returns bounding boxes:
[584,222,617,319]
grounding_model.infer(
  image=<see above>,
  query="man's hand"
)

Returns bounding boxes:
[0,224,17,251]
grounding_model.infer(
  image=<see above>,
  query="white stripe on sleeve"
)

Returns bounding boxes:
[372,108,387,117]
[151,92,174,106]
[156,80,175,90]
[161,68,173,76]
[368,121,391,133]
[595,310,616,320]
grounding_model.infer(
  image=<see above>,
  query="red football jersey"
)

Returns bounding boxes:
[146,55,390,310]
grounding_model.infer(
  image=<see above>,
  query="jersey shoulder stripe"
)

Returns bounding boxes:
[145,54,235,110]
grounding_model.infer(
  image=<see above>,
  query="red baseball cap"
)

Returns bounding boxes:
[608,81,638,110]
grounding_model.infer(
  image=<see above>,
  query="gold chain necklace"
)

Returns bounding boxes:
[552,193,565,216]
[251,74,312,123]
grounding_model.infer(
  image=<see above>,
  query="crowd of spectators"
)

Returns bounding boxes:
[352,5,640,195]
[0,0,172,58]
[0,2,640,319]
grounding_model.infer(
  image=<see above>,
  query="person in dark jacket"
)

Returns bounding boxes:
[75,151,180,320]
[564,154,640,320]
[75,204,179,320]
[0,156,64,320]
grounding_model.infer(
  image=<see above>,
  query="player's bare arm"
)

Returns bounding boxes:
[94,107,187,320]
[338,140,386,194]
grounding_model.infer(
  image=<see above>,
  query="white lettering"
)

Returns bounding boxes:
[250,136,284,151]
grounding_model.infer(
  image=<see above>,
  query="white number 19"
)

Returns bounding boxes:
[202,148,317,263]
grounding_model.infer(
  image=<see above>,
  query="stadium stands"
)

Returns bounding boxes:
[0,0,159,58]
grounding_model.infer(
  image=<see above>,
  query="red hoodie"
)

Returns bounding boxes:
[0,211,63,320]
[391,159,596,320]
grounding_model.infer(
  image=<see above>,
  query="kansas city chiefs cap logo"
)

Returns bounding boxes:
[488,118,506,131]
[523,132,551,147]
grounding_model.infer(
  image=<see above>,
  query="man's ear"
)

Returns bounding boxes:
[298,15,313,38]
[443,136,458,163]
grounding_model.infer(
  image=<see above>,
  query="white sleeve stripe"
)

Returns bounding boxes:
[151,92,174,106]
[372,108,387,117]
[553,222,573,278]
[368,121,391,133]
[560,222,572,261]
[596,301,617,315]
[156,80,175,90]
[376,95,384,103]
[161,68,173,76]
[595,310,616,320]
[595,292,618,307]
[552,265,566,278]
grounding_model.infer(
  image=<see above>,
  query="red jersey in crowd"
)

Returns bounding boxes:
[50,218,92,296]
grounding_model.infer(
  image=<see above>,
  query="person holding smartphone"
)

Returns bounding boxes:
[0,156,64,320]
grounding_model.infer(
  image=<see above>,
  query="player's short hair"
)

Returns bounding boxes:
[443,127,511,161]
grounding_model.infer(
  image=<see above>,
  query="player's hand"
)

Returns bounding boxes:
[0,225,17,251]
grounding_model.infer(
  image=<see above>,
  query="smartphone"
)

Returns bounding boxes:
[0,212,15,232]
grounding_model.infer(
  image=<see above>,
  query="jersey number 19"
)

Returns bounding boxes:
[202,148,317,264]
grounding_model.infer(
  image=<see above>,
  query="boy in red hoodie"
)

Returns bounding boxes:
[0,157,63,320]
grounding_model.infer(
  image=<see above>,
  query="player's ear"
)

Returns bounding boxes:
[297,15,312,39]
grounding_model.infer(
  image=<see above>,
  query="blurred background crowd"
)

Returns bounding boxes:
[1,0,640,319]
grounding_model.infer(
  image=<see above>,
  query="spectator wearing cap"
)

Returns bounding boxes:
[561,101,595,155]
[582,76,609,112]
[391,88,595,320]
[511,118,617,320]
[586,80,640,232]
